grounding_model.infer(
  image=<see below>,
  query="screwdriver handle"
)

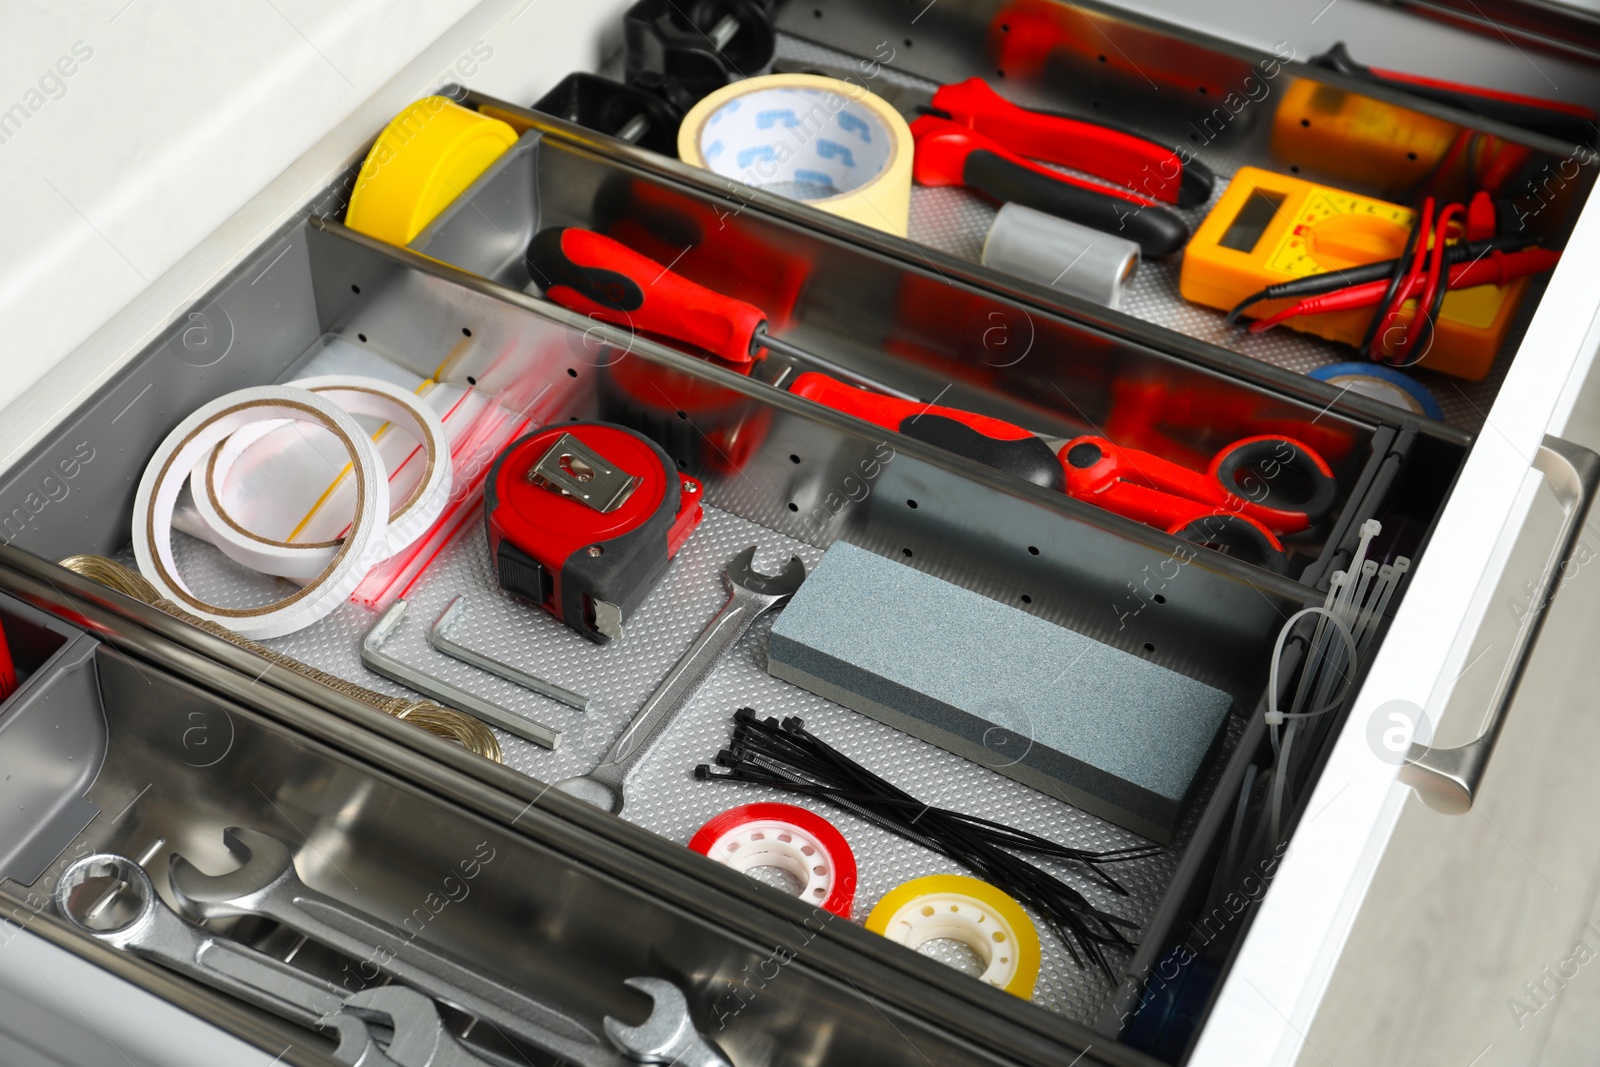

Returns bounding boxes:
[790,372,1066,491]
[530,227,764,364]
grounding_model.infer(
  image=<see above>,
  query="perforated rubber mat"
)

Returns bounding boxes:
[121,497,1242,1024]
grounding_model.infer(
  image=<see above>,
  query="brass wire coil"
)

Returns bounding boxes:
[57,554,501,763]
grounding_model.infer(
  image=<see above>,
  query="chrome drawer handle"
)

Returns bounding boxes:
[1401,434,1600,813]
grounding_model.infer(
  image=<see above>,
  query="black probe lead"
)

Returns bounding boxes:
[1224,234,1528,327]
[1358,204,1429,359]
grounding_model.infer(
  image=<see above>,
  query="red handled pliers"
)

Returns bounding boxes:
[772,61,1211,256]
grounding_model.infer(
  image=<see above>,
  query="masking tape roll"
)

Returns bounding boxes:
[865,874,1041,998]
[133,388,388,641]
[677,73,913,237]
[346,96,519,247]
[688,803,858,918]
[184,376,453,582]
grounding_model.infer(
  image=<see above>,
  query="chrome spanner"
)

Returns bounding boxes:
[605,978,733,1067]
[168,827,620,1064]
[556,545,806,814]
[336,983,730,1067]
[55,852,344,1031]
[58,853,723,1067]
[338,987,492,1067]
[326,1014,402,1067]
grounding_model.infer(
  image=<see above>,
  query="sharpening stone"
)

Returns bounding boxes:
[767,542,1234,843]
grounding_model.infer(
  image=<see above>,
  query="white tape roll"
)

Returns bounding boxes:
[186,376,452,581]
[133,387,388,640]
[677,73,913,236]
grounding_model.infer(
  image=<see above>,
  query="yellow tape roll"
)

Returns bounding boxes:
[866,874,1041,998]
[346,96,518,246]
[677,73,913,237]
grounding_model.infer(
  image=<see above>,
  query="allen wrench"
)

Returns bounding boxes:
[362,601,562,749]
[429,596,590,713]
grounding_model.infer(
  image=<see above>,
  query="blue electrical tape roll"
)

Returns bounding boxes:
[1308,362,1443,421]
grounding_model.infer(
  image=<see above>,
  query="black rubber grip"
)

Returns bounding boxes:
[900,414,1066,492]
[963,150,1191,257]
[529,227,646,311]
[1177,157,1216,208]
[1312,42,1597,146]
[1173,514,1287,574]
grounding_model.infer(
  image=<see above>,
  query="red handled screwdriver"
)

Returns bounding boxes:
[530,227,916,399]
[529,227,1067,490]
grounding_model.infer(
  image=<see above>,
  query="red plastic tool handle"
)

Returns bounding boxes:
[793,372,1033,439]
[0,619,14,701]
[1060,438,1287,563]
[790,371,1067,491]
[1063,435,1231,507]
[529,227,765,364]
[930,78,1188,204]
[911,117,1155,208]
[911,118,1191,256]
[1060,435,1330,535]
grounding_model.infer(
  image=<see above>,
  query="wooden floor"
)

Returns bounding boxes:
[1296,370,1600,1067]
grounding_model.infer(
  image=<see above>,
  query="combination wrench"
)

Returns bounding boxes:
[555,545,806,815]
[55,852,344,1030]
[60,851,727,1067]
[168,828,728,1066]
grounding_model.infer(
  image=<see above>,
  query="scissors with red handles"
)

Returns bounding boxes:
[1059,435,1338,573]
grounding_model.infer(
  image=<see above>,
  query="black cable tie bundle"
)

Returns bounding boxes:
[696,708,1162,979]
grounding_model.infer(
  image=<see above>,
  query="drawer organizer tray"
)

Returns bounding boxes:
[0,202,1381,1066]
[0,588,1049,1067]
[410,110,1467,589]
[512,0,1597,437]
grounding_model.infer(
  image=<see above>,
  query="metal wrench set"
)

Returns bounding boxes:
[55,831,730,1067]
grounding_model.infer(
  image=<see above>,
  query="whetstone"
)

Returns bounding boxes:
[767,542,1233,842]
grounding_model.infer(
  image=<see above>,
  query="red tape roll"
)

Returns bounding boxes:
[688,803,857,918]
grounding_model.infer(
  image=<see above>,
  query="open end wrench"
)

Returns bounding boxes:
[167,827,614,1063]
[326,1013,401,1067]
[604,977,733,1067]
[339,987,493,1067]
[55,853,345,1031]
[555,546,806,815]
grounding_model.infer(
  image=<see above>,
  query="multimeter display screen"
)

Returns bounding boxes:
[1219,190,1285,253]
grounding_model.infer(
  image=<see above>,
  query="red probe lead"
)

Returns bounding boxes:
[1389,203,1462,363]
[1247,247,1561,334]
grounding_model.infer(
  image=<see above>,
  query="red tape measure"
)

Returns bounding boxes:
[485,422,702,643]
[688,803,858,918]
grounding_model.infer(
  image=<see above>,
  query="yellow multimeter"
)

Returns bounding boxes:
[1179,167,1526,380]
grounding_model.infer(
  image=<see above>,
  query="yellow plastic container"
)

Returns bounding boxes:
[345,96,518,247]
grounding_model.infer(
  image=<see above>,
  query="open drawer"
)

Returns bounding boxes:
[0,1,1598,1066]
